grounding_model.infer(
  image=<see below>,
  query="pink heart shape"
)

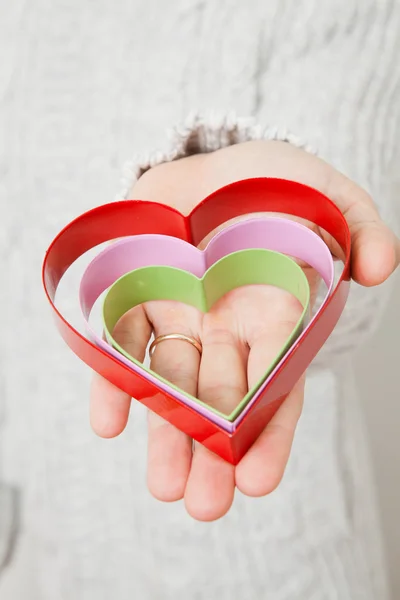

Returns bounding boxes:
[80,217,334,430]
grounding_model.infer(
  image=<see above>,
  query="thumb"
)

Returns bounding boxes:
[329,176,399,286]
[350,219,399,286]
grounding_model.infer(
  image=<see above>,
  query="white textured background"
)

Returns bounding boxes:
[0,1,399,598]
[354,194,400,599]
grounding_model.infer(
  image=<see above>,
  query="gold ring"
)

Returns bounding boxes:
[149,334,202,358]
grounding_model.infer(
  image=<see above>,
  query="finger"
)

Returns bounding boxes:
[198,323,249,415]
[235,377,305,496]
[235,297,304,496]
[328,175,400,286]
[90,305,151,438]
[184,313,247,520]
[145,301,202,502]
[184,446,236,521]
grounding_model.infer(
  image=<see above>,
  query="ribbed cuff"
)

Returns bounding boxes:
[116,111,316,200]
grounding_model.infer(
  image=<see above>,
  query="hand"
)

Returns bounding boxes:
[90,140,399,521]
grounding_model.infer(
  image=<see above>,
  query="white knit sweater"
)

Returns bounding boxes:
[1,1,400,599]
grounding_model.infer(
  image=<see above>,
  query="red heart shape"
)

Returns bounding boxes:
[43,178,351,464]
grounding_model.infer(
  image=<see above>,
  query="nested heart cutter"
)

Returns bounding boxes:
[80,217,334,426]
[43,178,351,464]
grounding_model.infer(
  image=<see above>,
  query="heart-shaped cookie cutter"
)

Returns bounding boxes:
[43,178,351,463]
[80,217,334,426]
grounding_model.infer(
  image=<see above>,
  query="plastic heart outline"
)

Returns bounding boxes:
[102,248,310,419]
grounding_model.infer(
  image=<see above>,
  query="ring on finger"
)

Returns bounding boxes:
[149,333,202,358]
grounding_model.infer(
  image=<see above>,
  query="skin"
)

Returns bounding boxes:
[89,140,400,522]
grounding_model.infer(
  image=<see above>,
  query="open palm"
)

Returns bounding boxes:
[90,141,399,521]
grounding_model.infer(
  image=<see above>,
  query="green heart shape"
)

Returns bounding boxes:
[102,249,310,420]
